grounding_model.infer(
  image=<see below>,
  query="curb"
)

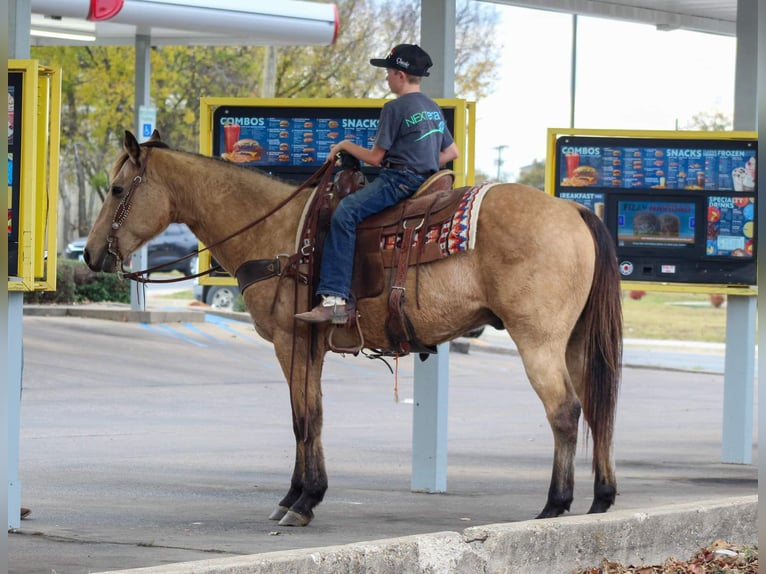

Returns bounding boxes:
[96,496,756,574]
[23,303,206,324]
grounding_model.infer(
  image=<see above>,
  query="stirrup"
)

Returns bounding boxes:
[328,314,364,354]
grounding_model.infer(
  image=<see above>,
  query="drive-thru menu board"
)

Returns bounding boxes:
[559,141,755,192]
[8,71,22,276]
[550,131,757,286]
[208,100,459,182]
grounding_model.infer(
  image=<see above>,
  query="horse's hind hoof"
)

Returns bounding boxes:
[587,499,613,514]
[278,509,313,527]
[268,506,289,521]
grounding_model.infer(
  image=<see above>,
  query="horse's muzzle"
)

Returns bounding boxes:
[83,246,118,273]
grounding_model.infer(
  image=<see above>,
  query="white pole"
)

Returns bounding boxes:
[6,0,30,533]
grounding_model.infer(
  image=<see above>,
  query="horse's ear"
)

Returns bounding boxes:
[148,129,162,143]
[123,130,141,166]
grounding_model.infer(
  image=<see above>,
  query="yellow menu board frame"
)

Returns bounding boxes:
[7,60,61,292]
[546,127,757,295]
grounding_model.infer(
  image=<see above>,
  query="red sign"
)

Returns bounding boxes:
[88,0,124,21]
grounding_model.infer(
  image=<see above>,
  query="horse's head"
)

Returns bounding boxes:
[84,130,174,272]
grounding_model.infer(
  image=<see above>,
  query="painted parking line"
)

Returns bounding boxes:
[180,322,231,346]
[204,314,272,348]
[140,322,208,348]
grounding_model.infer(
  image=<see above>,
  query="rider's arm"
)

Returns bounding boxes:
[439,142,460,167]
[328,140,387,167]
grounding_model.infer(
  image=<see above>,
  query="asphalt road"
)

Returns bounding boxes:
[9,312,758,573]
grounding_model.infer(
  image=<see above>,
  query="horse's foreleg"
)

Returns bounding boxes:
[521,349,581,519]
[271,337,328,527]
[268,418,306,521]
[277,404,327,526]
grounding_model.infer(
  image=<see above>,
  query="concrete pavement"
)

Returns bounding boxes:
[10,298,758,573]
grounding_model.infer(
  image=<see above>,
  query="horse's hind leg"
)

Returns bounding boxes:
[518,343,581,519]
[566,326,617,514]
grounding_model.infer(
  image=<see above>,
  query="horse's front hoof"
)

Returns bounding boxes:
[535,505,567,519]
[268,506,289,521]
[278,509,313,527]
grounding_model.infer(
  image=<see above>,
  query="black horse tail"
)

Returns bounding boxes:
[577,207,622,473]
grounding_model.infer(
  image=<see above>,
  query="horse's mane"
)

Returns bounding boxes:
[140,140,170,149]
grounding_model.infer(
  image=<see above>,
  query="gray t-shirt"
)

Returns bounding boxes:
[375,92,455,174]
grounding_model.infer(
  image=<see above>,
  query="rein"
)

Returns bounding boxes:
[108,147,338,446]
[114,151,336,284]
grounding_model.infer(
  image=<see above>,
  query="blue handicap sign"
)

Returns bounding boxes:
[142,123,152,138]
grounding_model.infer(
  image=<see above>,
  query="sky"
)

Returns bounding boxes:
[473,5,738,181]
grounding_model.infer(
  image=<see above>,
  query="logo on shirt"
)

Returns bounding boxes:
[405,110,445,142]
[415,121,446,142]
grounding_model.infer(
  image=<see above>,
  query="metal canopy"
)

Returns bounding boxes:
[28,0,339,46]
[488,0,736,36]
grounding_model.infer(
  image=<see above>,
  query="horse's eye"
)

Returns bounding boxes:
[111,185,123,196]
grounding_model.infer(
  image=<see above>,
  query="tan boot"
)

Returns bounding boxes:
[295,297,348,324]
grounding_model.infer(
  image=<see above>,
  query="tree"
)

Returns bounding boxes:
[681,111,732,131]
[32,46,135,237]
[516,159,545,190]
[32,0,501,245]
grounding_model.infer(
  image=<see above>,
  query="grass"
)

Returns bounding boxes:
[622,291,728,343]
[158,288,193,299]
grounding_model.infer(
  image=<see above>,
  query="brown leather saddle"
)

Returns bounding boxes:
[234,159,469,356]
[317,164,468,355]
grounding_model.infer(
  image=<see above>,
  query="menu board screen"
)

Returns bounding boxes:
[616,198,696,249]
[211,103,455,181]
[8,71,22,276]
[706,195,755,257]
[557,137,756,192]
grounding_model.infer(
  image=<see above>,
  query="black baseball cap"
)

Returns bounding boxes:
[370,44,432,77]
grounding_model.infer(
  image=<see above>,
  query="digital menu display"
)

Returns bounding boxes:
[217,115,377,167]
[211,104,455,181]
[706,195,755,257]
[617,199,696,249]
[8,72,22,276]
[558,139,756,192]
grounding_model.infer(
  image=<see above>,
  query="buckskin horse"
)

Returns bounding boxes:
[84,130,622,527]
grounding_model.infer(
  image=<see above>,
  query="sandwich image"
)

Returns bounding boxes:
[222,139,263,163]
[563,165,599,186]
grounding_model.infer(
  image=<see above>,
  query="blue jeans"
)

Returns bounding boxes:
[317,168,426,300]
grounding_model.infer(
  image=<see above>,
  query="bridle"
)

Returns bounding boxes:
[106,146,336,284]
[107,148,151,276]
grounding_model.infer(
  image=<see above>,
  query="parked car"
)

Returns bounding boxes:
[63,223,199,275]
[193,282,240,311]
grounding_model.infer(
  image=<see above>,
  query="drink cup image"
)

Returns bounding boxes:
[696,171,705,188]
[7,91,13,144]
[732,167,746,191]
[742,157,756,190]
[745,156,756,179]
[594,202,604,220]
[565,152,580,179]
[223,123,241,154]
